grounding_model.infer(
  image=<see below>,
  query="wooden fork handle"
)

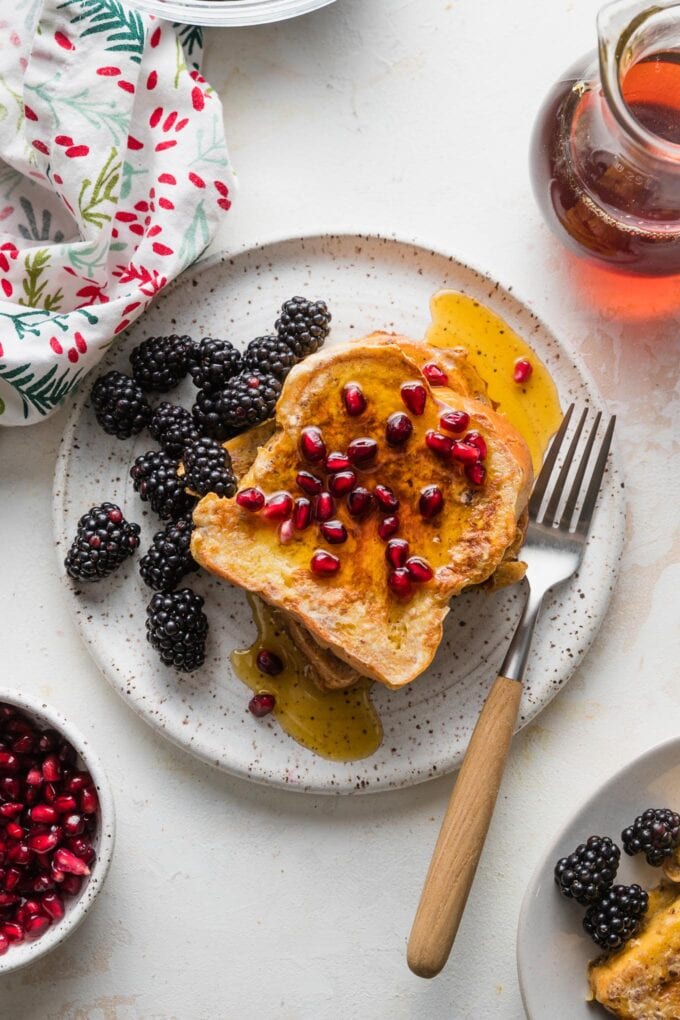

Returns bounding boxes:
[407,675,522,979]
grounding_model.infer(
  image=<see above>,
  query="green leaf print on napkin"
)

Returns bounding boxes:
[58,0,145,64]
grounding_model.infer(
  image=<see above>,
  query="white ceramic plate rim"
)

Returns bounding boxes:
[127,0,336,28]
[516,735,680,1019]
[53,230,624,794]
[0,688,115,974]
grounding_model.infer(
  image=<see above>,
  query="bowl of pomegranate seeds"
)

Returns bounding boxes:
[0,690,115,972]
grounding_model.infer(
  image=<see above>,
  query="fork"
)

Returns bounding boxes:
[407,404,616,979]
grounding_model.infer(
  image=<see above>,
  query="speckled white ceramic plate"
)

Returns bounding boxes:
[53,233,625,794]
[517,737,680,1019]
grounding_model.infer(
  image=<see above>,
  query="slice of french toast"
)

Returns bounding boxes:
[192,335,532,688]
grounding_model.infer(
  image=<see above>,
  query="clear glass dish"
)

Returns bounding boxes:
[128,0,337,27]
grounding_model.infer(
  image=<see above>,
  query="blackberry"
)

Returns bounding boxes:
[192,370,281,439]
[622,808,680,866]
[139,515,198,591]
[243,334,297,381]
[149,402,199,457]
[91,371,152,439]
[554,836,621,905]
[130,334,194,393]
[275,296,331,359]
[130,450,195,520]
[65,503,140,581]
[183,437,237,498]
[189,337,242,391]
[146,588,208,672]
[583,884,648,951]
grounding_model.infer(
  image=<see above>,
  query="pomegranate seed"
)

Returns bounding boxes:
[11,734,36,755]
[342,382,366,416]
[347,437,378,467]
[58,741,76,766]
[25,914,50,939]
[465,462,487,486]
[43,783,57,804]
[235,487,265,512]
[464,431,487,460]
[450,441,480,465]
[7,844,30,865]
[60,874,83,896]
[256,649,284,676]
[3,868,20,891]
[42,755,60,782]
[52,848,90,876]
[0,778,21,799]
[385,412,413,447]
[2,922,24,943]
[66,772,91,793]
[314,492,336,522]
[325,451,351,473]
[39,732,58,753]
[0,934,8,955]
[262,491,293,522]
[248,693,276,718]
[328,470,357,496]
[440,410,471,434]
[53,795,77,814]
[401,381,427,416]
[373,484,399,513]
[405,556,434,582]
[28,832,59,853]
[278,519,294,545]
[0,893,18,908]
[292,497,313,530]
[378,515,400,540]
[66,837,94,863]
[63,813,85,837]
[0,803,23,819]
[31,804,57,824]
[26,768,42,787]
[31,873,55,893]
[41,892,65,920]
[513,358,533,384]
[320,520,348,545]
[386,539,410,569]
[422,362,448,386]
[296,471,324,496]
[388,569,413,600]
[299,426,326,463]
[346,487,375,519]
[6,823,23,841]
[79,788,98,815]
[310,550,341,576]
[419,485,444,518]
[0,752,19,773]
[425,430,453,457]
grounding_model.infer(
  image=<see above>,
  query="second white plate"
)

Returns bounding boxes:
[53,233,625,793]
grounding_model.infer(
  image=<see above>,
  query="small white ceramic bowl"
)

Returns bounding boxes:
[0,688,115,974]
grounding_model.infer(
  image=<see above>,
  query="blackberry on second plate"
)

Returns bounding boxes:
[622,808,680,866]
[149,402,199,457]
[183,437,237,498]
[91,371,152,439]
[554,835,621,905]
[130,449,195,521]
[65,503,140,581]
[139,515,198,592]
[146,588,208,672]
[582,883,648,951]
[243,334,297,381]
[189,337,242,391]
[130,334,194,393]
[276,296,331,358]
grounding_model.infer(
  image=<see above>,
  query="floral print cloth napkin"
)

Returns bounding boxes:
[0,0,235,425]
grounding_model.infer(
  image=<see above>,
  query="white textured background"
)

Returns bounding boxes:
[2,0,680,1017]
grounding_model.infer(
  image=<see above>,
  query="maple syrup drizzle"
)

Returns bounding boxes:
[231,595,382,762]
[424,290,562,473]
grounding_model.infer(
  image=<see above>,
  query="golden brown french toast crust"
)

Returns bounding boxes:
[192,335,532,688]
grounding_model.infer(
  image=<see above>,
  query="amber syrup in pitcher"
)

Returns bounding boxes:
[531,1,680,277]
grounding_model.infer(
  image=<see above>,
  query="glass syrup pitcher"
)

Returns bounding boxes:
[530,0,680,275]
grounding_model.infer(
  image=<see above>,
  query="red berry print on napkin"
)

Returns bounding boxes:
[54,31,74,51]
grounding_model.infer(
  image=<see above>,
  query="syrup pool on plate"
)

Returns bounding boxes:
[231,595,382,762]
[424,290,562,472]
